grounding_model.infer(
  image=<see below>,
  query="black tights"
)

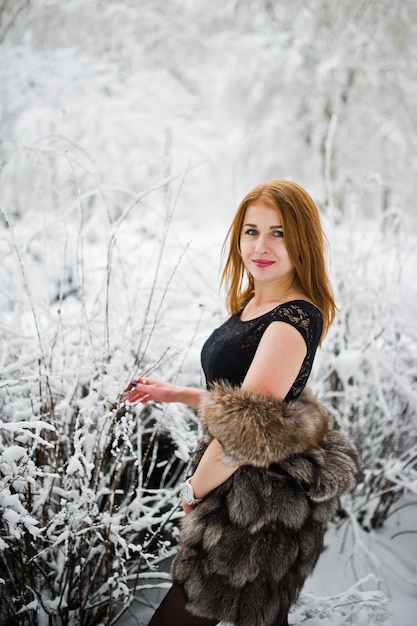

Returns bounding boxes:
[147,583,289,626]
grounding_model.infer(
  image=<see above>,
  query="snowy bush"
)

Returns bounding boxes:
[0,390,191,625]
[0,135,209,623]
[314,208,417,530]
[291,574,390,625]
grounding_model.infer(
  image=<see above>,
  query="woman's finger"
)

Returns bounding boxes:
[121,380,153,403]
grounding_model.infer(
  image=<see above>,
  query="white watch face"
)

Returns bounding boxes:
[181,482,194,504]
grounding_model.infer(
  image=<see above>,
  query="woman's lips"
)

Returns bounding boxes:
[252,259,275,268]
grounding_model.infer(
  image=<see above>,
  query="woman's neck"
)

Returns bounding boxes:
[251,275,296,308]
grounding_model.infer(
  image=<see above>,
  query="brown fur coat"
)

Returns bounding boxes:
[171,383,362,626]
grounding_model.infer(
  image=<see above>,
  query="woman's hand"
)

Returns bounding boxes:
[121,377,204,409]
[121,377,176,404]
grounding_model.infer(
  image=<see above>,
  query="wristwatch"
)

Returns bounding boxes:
[181,477,201,506]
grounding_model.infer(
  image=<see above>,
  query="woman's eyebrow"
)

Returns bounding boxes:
[242,223,283,228]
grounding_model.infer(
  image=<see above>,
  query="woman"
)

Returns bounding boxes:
[122,180,362,626]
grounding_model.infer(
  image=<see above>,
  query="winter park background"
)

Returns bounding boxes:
[0,1,416,624]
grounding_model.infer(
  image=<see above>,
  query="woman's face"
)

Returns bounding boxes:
[239,202,295,285]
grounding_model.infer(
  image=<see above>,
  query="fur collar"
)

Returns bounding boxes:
[199,381,330,467]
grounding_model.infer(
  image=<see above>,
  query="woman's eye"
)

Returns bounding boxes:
[242,228,283,237]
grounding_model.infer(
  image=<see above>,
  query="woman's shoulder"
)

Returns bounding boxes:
[267,300,323,341]
[271,299,322,319]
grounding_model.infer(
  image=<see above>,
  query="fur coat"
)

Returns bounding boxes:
[171,383,362,626]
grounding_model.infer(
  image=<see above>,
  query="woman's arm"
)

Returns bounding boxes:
[122,321,304,409]
[121,377,204,410]
[183,438,238,513]
[241,321,307,399]
[186,323,308,506]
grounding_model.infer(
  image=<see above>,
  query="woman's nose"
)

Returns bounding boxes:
[255,234,270,253]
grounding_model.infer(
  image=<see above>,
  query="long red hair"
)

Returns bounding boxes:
[221,180,336,342]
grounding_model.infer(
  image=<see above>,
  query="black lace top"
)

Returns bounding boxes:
[201,300,323,402]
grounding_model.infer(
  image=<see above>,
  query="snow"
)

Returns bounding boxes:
[298,501,417,626]
[1,1,416,625]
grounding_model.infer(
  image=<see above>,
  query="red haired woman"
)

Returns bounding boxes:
[123,180,361,626]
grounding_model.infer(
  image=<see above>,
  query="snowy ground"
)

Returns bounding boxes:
[298,499,417,626]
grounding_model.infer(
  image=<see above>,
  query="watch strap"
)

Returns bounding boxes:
[181,477,202,506]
